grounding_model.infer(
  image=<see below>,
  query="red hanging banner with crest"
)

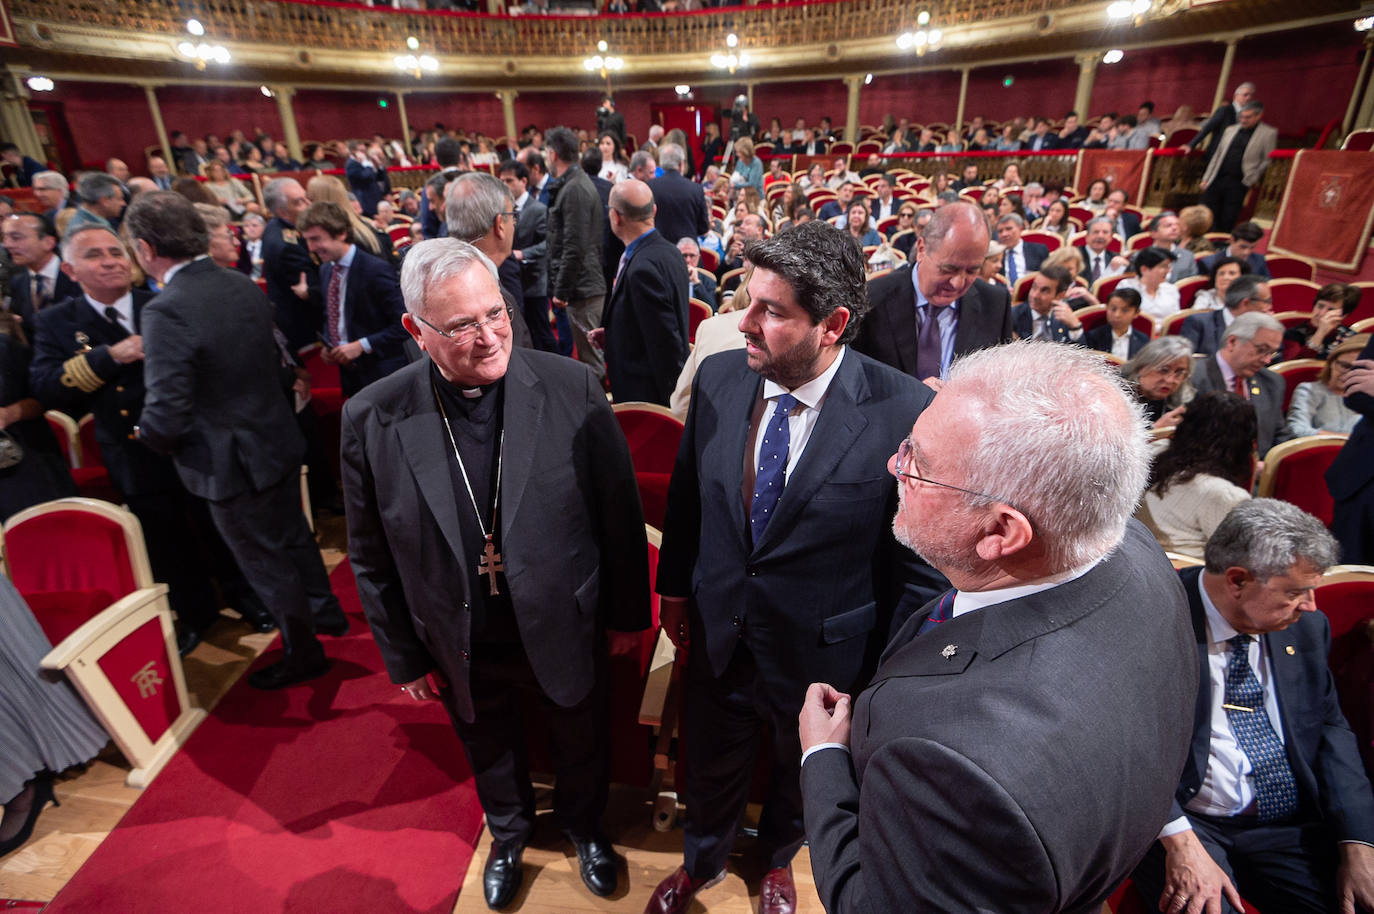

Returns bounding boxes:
[1073,149,1151,206]
[1270,149,1374,272]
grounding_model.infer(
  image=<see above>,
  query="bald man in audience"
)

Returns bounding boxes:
[1131,499,1374,914]
[799,340,1197,914]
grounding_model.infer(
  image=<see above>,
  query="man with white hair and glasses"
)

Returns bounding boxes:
[1191,310,1291,457]
[799,340,1198,913]
[340,238,647,909]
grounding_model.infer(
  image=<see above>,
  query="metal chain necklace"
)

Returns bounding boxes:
[432,380,505,596]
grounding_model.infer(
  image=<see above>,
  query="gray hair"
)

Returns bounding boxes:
[32,170,67,192]
[1225,310,1283,343]
[398,237,499,317]
[1024,182,1044,194]
[1120,336,1195,407]
[242,212,265,227]
[659,143,685,172]
[59,223,120,259]
[995,212,1026,229]
[1204,498,1339,581]
[262,177,302,217]
[192,202,230,231]
[1223,274,1265,312]
[445,172,512,243]
[1085,216,1115,234]
[676,237,699,253]
[629,150,655,173]
[76,173,123,205]
[945,340,1152,569]
[1241,100,1264,113]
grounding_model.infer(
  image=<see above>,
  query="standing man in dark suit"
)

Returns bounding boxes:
[1200,101,1278,234]
[590,179,688,406]
[125,192,344,690]
[260,176,322,350]
[1191,311,1290,457]
[646,144,709,252]
[1188,82,1255,168]
[644,221,941,914]
[854,202,1013,385]
[1181,275,1272,358]
[2,213,78,327]
[679,238,717,311]
[1010,265,1085,343]
[498,160,556,353]
[341,239,647,909]
[996,213,1048,286]
[344,142,385,217]
[1132,499,1374,914]
[297,201,409,397]
[28,224,272,654]
[1328,333,1374,564]
[798,340,1198,913]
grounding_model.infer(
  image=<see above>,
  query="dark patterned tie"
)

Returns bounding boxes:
[750,393,797,542]
[325,264,346,346]
[1224,634,1298,821]
[916,303,943,381]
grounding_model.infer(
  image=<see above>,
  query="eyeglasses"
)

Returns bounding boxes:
[1244,341,1278,358]
[894,436,1029,515]
[413,306,510,344]
[1333,359,1357,372]
[1148,365,1192,382]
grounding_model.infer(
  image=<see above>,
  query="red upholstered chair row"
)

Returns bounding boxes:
[612,402,684,530]
[1256,434,1349,528]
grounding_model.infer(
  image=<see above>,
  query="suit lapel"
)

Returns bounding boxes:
[1262,623,1319,798]
[1181,570,1215,793]
[753,352,869,554]
[723,358,762,549]
[396,363,470,576]
[498,350,544,541]
[887,266,917,375]
[343,256,363,331]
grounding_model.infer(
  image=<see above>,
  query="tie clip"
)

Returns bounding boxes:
[1223,703,1255,713]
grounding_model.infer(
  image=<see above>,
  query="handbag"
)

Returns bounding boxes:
[0,429,23,470]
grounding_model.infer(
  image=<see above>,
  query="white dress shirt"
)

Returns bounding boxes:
[747,347,846,488]
[84,291,135,335]
[328,245,368,350]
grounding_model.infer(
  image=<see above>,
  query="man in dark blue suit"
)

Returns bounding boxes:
[679,238,717,311]
[1132,499,1374,914]
[1084,287,1150,359]
[298,202,409,397]
[1010,265,1084,343]
[1198,222,1271,280]
[995,213,1048,286]
[1181,274,1272,357]
[1328,333,1374,564]
[344,143,385,217]
[646,144,709,253]
[1105,188,1142,239]
[3,212,78,327]
[644,220,943,914]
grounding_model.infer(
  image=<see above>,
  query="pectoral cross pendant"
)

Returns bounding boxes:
[479,534,504,596]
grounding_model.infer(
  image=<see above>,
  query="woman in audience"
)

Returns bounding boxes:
[1137,391,1256,557]
[238,144,269,175]
[1283,282,1360,360]
[597,132,629,184]
[887,203,917,239]
[1191,255,1249,311]
[930,172,953,198]
[1178,204,1215,254]
[967,127,991,151]
[1121,335,1194,428]
[306,174,394,262]
[700,122,725,177]
[172,176,220,207]
[731,136,764,193]
[1287,333,1370,436]
[0,574,110,859]
[771,183,803,226]
[1034,197,1074,238]
[992,162,1023,190]
[843,201,883,247]
[997,195,1026,220]
[666,128,696,177]
[203,160,257,218]
[1118,246,1180,329]
[980,241,1007,286]
[469,138,499,168]
[1080,178,1110,213]
[0,313,75,522]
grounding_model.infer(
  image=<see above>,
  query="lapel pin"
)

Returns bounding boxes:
[1285,645,1295,655]
[941,644,958,660]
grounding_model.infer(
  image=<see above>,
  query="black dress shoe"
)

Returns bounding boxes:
[315,615,350,637]
[247,649,329,690]
[177,628,203,657]
[565,830,618,897]
[482,840,524,909]
[246,615,277,634]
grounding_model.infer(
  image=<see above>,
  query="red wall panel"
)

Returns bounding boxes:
[750,79,849,134]
[292,89,402,144]
[861,70,964,127]
[153,85,284,150]
[44,82,157,173]
[1088,42,1223,124]
[965,59,1080,124]
[1232,22,1364,138]
[403,91,505,139]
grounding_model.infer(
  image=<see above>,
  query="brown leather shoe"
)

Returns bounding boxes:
[758,865,797,914]
[642,866,725,914]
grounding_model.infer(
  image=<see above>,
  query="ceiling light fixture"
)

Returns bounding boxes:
[186,18,204,36]
[26,76,54,92]
[1102,48,1124,64]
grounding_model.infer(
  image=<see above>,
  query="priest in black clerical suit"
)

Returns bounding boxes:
[341,239,648,908]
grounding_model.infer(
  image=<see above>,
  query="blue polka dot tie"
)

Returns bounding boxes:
[750,394,797,542]
[1223,634,1298,821]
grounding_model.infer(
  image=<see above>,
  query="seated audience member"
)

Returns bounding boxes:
[1033,197,1073,238]
[1287,333,1370,437]
[1147,211,1198,282]
[1041,246,1092,293]
[1183,274,1272,357]
[678,237,716,311]
[869,173,899,221]
[1103,188,1142,237]
[886,202,917,240]
[1080,178,1111,212]
[979,241,1007,285]
[0,143,47,188]
[817,181,856,223]
[1178,204,1215,255]
[992,162,1024,190]
[719,212,765,276]
[1199,221,1269,279]
[1282,282,1359,360]
[1328,333,1374,563]
[1011,265,1083,343]
[65,173,126,236]
[990,123,1022,151]
[373,201,399,228]
[1131,498,1374,914]
[30,171,70,224]
[1076,216,1130,285]
[826,156,861,189]
[798,163,827,192]
[996,213,1048,284]
[1121,335,1194,428]
[952,162,982,192]
[1085,288,1149,359]
[1192,255,1251,312]
[203,160,256,217]
[1118,246,1180,330]
[172,175,220,207]
[1137,391,1256,557]
[1191,311,1291,457]
[842,201,883,247]
[1020,182,1047,220]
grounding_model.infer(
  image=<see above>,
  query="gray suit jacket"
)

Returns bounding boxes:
[1191,355,1292,456]
[1201,122,1279,189]
[340,350,649,722]
[802,521,1198,914]
[139,258,304,501]
[513,197,549,299]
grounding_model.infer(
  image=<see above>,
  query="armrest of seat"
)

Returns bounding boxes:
[40,584,170,672]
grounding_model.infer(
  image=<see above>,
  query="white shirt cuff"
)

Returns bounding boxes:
[359,336,373,354]
[1158,817,1193,840]
[1067,327,1084,341]
[801,742,850,767]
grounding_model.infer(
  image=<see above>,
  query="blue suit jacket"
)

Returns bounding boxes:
[320,248,410,396]
[1083,323,1149,358]
[1011,302,1076,343]
[1179,308,1228,357]
[658,347,944,691]
[1326,334,1374,562]
[1171,568,1374,843]
[1198,249,1270,280]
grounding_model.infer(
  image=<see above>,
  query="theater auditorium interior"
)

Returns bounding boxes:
[2,0,1374,911]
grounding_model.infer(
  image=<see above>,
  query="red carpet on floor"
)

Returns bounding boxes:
[44,562,484,914]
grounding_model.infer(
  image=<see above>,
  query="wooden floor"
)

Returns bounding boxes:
[0,515,828,913]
